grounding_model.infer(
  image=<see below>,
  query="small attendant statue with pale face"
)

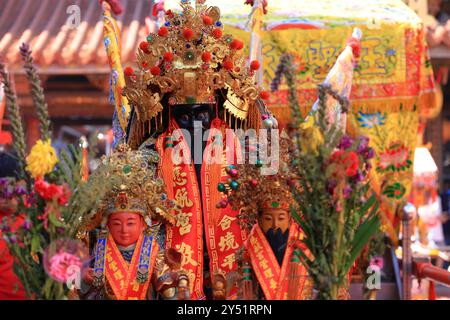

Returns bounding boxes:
[77,145,189,300]
[238,191,313,300]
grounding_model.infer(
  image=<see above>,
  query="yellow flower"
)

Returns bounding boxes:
[26,139,58,178]
[379,223,388,233]
[299,116,324,155]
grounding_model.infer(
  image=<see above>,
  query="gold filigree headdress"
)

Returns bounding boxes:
[217,136,297,232]
[123,0,267,125]
[78,144,176,231]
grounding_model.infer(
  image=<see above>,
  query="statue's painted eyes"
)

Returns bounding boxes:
[180,114,190,122]
[196,112,206,121]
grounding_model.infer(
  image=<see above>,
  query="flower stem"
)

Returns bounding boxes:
[0,60,27,179]
[19,43,52,141]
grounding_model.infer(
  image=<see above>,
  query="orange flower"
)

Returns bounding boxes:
[330,150,359,177]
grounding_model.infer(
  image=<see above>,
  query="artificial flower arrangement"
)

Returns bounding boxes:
[272,52,381,300]
[0,44,88,299]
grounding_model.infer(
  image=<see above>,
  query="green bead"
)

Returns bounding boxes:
[271,201,280,208]
[226,37,233,43]
[218,183,226,192]
[255,159,263,167]
[185,51,195,60]
[123,165,132,174]
[186,96,196,104]
[147,35,154,42]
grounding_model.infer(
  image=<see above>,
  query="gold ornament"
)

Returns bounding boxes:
[220,137,297,232]
[78,144,176,231]
[123,0,263,123]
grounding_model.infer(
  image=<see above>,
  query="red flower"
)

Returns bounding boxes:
[343,151,359,177]
[46,184,62,199]
[34,177,70,205]
[330,150,360,177]
[57,186,71,206]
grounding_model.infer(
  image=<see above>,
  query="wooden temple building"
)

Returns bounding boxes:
[0,0,156,149]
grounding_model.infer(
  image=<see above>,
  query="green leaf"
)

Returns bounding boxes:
[48,212,65,228]
[360,193,376,215]
[346,214,380,272]
[31,234,41,253]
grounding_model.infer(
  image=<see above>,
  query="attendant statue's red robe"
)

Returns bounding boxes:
[243,221,313,300]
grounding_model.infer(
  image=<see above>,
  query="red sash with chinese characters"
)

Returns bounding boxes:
[156,118,246,300]
[246,223,309,300]
[104,233,158,300]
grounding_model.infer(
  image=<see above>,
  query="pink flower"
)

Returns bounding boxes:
[369,256,384,270]
[47,252,82,283]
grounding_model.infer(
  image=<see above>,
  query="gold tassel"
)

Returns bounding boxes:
[159,130,175,205]
[287,247,305,300]
[288,260,301,300]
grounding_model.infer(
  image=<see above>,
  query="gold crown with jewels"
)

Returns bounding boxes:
[218,137,296,232]
[79,144,177,231]
[122,0,266,125]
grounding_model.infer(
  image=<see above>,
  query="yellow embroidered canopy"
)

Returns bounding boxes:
[165,0,437,242]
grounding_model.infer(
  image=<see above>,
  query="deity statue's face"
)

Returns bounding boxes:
[107,212,146,247]
[172,104,214,132]
[259,208,290,234]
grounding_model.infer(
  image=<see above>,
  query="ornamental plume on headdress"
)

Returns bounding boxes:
[123,0,267,127]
